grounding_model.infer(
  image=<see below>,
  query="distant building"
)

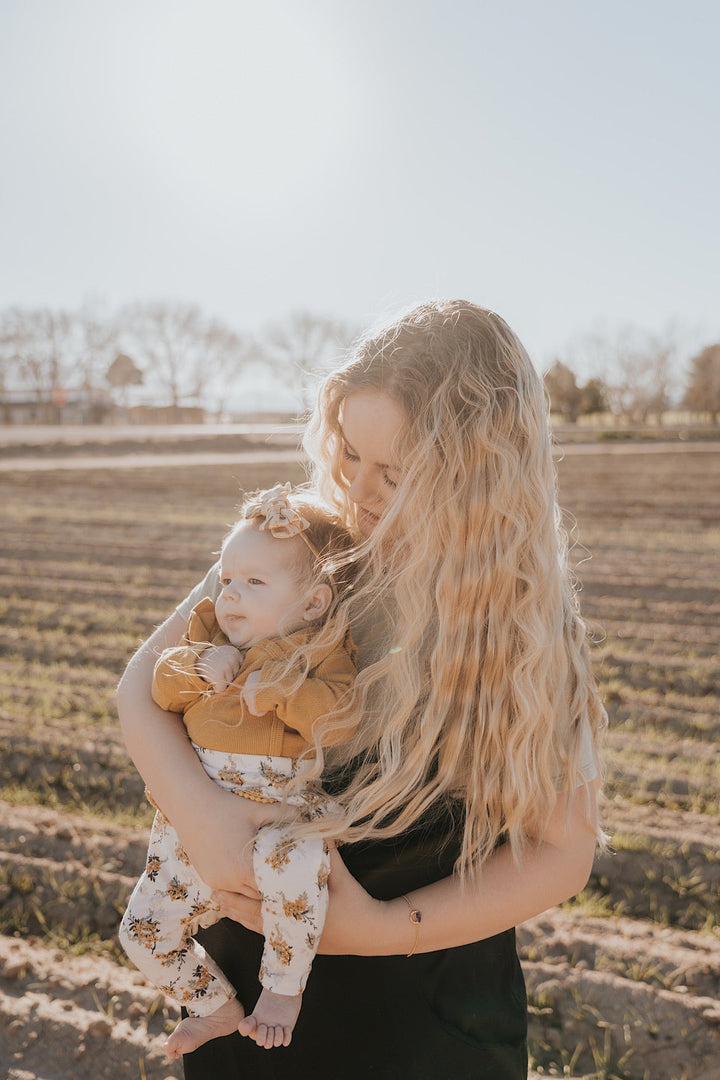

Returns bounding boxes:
[0,389,209,426]
[126,404,206,425]
[0,388,112,425]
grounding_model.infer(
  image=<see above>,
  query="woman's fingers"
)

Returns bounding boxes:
[211,888,264,934]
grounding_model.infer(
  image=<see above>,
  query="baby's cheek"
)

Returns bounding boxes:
[214,605,229,635]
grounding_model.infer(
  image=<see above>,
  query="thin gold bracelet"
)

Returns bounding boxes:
[400,894,422,957]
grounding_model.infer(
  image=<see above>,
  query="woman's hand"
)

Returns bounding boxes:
[211,883,264,935]
[180,788,287,893]
[212,846,392,956]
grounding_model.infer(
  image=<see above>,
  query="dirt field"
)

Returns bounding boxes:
[0,447,718,1079]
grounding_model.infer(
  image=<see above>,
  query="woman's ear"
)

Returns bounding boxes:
[302,584,333,622]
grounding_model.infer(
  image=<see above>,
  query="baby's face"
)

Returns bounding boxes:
[215,524,309,649]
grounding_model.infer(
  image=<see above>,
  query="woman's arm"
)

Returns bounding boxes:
[117,611,280,891]
[330,778,600,955]
[213,778,600,953]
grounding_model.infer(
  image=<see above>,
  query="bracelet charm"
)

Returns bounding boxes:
[400,894,422,957]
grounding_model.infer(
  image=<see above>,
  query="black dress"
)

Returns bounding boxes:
[184,803,528,1079]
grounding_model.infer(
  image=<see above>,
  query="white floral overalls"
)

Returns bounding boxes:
[120,746,331,1016]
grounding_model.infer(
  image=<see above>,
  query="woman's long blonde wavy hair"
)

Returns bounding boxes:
[300,299,606,875]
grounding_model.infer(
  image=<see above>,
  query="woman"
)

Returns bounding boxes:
[117,300,605,1078]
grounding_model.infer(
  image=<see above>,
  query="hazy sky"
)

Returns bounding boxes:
[1,0,718,375]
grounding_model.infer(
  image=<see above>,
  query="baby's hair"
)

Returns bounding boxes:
[228,485,360,609]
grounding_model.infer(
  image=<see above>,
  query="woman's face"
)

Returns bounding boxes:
[339,390,406,537]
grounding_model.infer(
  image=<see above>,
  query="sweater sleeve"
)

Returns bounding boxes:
[252,633,357,747]
[151,599,224,713]
[152,646,211,712]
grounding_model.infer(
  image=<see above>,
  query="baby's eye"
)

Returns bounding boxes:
[248,578,265,586]
[220,577,231,586]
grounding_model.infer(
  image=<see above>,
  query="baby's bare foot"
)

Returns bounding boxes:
[164,997,245,1059]
[237,988,302,1049]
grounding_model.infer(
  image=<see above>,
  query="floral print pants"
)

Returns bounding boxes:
[119,747,331,1016]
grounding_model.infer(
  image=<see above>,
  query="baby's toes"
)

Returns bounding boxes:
[238,1015,257,1038]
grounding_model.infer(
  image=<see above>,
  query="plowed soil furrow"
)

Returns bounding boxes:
[0,578,202,609]
[1,445,718,1079]
[609,704,717,741]
[586,615,719,647]
[1,850,136,943]
[0,716,137,763]
[606,685,719,714]
[0,631,166,669]
[0,801,148,873]
[0,804,147,951]
[524,959,720,1079]
[605,731,718,766]
[0,935,181,1080]
[604,762,717,807]
[0,729,149,820]
[604,798,720,847]
[600,636,718,661]
[604,749,718,789]
[520,911,720,998]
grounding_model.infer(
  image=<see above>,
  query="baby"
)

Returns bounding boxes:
[120,484,358,1056]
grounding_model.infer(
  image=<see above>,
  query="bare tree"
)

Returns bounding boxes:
[74,302,121,413]
[259,312,356,409]
[120,302,253,411]
[563,324,683,425]
[684,344,720,424]
[619,330,677,424]
[0,307,74,421]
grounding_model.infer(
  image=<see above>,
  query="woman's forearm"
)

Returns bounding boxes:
[117,611,209,811]
[117,612,278,890]
[372,829,594,955]
[322,780,600,956]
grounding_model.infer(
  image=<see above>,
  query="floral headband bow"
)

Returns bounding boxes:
[244,483,310,540]
[243,483,337,597]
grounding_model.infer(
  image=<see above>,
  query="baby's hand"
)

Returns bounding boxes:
[196,645,242,693]
[242,670,264,716]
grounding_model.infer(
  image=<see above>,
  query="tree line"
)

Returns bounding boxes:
[1,301,719,424]
[0,301,356,421]
[542,323,719,425]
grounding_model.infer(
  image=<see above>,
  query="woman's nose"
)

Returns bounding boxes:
[347,468,378,505]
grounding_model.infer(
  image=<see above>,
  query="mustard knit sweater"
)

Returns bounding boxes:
[152,599,357,757]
